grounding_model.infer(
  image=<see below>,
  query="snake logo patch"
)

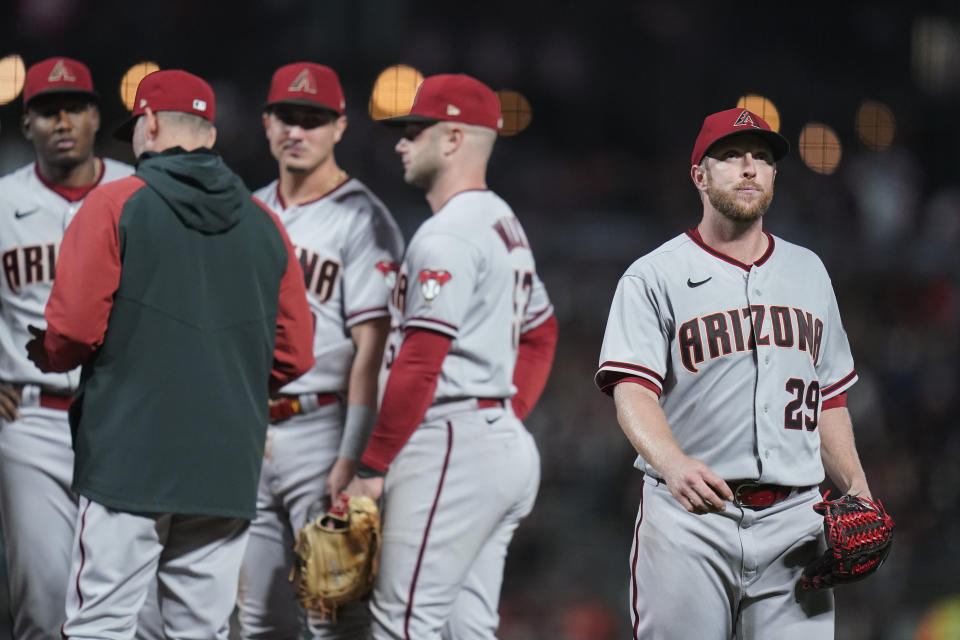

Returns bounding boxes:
[419,269,451,302]
[376,261,398,289]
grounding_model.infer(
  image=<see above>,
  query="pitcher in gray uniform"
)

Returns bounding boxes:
[346,73,558,640]
[0,56,162,640]
[236,62,404,639]
[595,108,875,639]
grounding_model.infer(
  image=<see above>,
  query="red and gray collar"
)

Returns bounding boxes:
[685,227,775,272]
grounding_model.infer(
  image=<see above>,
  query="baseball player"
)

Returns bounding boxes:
[0,57,162,640]
[236,62,404,639]
[26,68,315,640]
[345,74,558,639]
[595,107,875,639]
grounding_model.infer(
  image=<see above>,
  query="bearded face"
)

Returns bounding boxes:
[704,174,774,222]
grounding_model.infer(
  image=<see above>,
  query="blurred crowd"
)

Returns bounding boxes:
[2,1,960,638]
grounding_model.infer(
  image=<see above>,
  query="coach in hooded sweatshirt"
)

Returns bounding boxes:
[26,69,314,639]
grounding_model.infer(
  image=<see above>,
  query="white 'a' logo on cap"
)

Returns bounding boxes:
[733,110,759,128]
[47,60,76,83]
[288,69,317,94]
[446,104,461,116]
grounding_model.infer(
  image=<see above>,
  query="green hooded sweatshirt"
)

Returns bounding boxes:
[69,147,292,518]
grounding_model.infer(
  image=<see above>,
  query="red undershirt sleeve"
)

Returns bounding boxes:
[258,199,315,392]
[601,375,662,397]
[360,328,452,472]
[511,314,558,420]
[43,180,138,372]
[821,393,847,411]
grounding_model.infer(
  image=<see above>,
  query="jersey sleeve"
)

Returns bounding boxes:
[258,200,316,390]
[816,278,857,401]
[360,328,452,472]
[521,271,554,334]
[341,200,404,328]
[401,233,479,339]
[44,179,139,370]
[595,273,669,397]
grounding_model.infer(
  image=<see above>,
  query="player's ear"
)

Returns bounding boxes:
[690,162,708,191]
[90,105,101,134]
[21,114,32,140]
[262,112,271,138]
[205,125,217,149]
[333,115,347,143]
[442,124,464,156]
[143,108,160,142]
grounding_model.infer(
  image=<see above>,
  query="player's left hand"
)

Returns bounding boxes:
[327,457,358,498]
[344,476,384,502]
[25,325,52,373]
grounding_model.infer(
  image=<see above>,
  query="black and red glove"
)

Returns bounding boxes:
[799,492,895,591]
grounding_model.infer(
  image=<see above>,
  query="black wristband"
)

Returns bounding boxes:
[356,462,387,479]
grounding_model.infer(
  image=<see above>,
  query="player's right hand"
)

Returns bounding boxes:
[326,457,358,498]
[344,476,384,502]
[25,325,52,373]
[0,383,21,422]
[662,455,734,515]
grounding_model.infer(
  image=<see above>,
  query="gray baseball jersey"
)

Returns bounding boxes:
[370,189,549,639]
[596,229,857,486]
[255,178,404,395]
[384,189,554,400]
[240,177,404,639]
[0,159,132,390]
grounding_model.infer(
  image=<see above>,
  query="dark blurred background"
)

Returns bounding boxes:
[2,1,959,638]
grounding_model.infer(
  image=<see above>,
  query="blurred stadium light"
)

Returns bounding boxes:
[496,90,532,136]
[119,62,160,111]
[736,94,780,132]
[856,101,896,151]
[798,123,842,174]
[0,55,26,106]
[368,64,423,120]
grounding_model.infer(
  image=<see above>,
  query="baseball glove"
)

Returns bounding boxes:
[290,493,381,619]
[799,492,894,591]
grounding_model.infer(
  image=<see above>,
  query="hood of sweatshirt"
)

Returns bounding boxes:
[136,147,250,234]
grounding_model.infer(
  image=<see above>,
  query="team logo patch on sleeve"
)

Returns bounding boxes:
[419,269,451,302]
[376,260,399,289]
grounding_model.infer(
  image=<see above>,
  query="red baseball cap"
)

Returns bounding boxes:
[114,69,216,141]
[22,57,98,107]
[691,108,789,166]
[381,74,502,131]
[265,62,345,114]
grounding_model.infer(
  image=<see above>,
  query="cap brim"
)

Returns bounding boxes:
[113,115,139,142]
[705,129,790,162]
[25,88,99,108]
[264,99,342,114]
[376,113,441,127]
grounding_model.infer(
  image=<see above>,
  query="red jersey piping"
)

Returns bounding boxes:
[685,227,775,271]
[34,158,105,203]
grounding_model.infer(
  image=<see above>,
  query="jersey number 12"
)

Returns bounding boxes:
[511,270,534,351]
